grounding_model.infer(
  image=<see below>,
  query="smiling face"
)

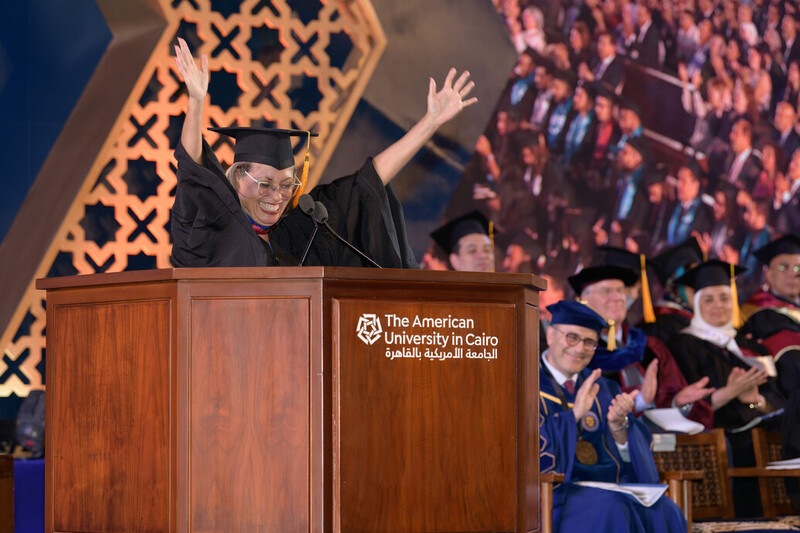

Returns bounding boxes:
[581,278,628,324]
[545,323,598,376]
[233,162,296,228]
[697,285,733,327]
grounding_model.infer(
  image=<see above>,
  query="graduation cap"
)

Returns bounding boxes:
[547,300,608,333]
[652,238,705,285]
[673,259,746,290]
[211,127,319,207]
[680,157,706,180]
[643,162,668,188]
[552,68,577,87]
[674,259,746,326]
[592,81,617,103]
[619,98,642,116]
[576,80,596,99]
[592,246,657,323]
[430,210,492,255]
[568,264,639,294]
[624,135,650,160]
[752,234,800,265]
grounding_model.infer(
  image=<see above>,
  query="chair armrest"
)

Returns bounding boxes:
[541,472,565,484]
[540,473,565,533]
[729,467,800,478]
[661,470,704,481]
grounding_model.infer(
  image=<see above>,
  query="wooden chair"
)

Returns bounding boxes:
[727,428,800,519]
[540,472,564,533]
[653,428,737,520]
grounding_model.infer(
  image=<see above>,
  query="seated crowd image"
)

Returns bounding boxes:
[421,0,800,530]
[4,0,800,532]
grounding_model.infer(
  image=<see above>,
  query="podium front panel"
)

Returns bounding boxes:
[50,298,170,532]
[188,296,311,532]
[332,299,517,532]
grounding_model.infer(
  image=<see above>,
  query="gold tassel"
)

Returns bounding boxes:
[731,262,743,328]
[291,131,312,209]
[607,319,616,351]
[488,220,495,249]
[641,254,656,324]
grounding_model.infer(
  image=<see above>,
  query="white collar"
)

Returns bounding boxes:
[542,349,576,386]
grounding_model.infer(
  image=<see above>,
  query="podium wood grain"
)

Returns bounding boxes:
[38,267,543,533]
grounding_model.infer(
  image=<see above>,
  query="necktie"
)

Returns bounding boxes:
[564,379,575,395]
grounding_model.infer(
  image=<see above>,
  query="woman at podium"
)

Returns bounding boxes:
[169,38,476,268]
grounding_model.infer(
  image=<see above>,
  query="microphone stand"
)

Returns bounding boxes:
[314,201,383,268]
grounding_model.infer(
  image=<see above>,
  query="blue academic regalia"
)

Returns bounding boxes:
[539,363,687,533]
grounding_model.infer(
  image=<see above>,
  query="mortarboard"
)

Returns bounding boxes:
[210,127,318,169]
[430,210,492,255]
[624,135,650,160]
[211,126,319,207]
[619,98,642,116]
[652,238,705,285]
[752,234,800,265]
[592,81,617,102]
[547,300,608,333]
[673,259,746,291]
[674,259,746,326]
[643,162,668,188]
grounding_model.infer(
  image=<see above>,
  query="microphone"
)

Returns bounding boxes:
[313,201,383,268]
[297,194,319,266]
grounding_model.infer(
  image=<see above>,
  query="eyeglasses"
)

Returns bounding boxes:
[243,170,300,199]
[585,286,627,297]
[552,327,599,352]
[776,264,800,275]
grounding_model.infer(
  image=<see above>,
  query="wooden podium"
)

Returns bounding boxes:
[37,267,544,533]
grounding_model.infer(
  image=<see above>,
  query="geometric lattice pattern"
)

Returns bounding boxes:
[655,443,726,509]
[0,0,386,397]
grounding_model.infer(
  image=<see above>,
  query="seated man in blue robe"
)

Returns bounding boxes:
[539,300,687,533]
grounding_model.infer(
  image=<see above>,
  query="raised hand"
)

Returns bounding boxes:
[573,368,602,422]
[174,37,209,102]
[674,376,715,407]
[639,359,659,406]
[427,68,478,128]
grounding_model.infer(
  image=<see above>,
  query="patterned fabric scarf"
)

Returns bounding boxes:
[247,214,272,235]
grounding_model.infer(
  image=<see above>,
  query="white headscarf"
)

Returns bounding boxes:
[682,286,777,375]
[682,286,744,357]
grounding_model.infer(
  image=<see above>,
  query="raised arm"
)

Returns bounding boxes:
[174,38,209,164]
[373,68,477,185]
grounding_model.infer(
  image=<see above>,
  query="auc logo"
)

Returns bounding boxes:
[356,314,382,345]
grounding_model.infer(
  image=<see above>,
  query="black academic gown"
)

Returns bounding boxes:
[170,140,418,268]
[667,332,787,517]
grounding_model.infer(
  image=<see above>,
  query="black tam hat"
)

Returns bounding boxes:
[568,264,639,295]
[752,234,800,265]
[430,210,492,255]
[210,127,318,169]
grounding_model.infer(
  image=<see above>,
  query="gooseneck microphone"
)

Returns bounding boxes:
[297,194,319,266]
[313,201,383,268]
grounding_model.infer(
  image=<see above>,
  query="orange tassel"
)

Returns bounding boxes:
[291,131,311,209]
[731,262,743,328]
[641,254,656,324]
